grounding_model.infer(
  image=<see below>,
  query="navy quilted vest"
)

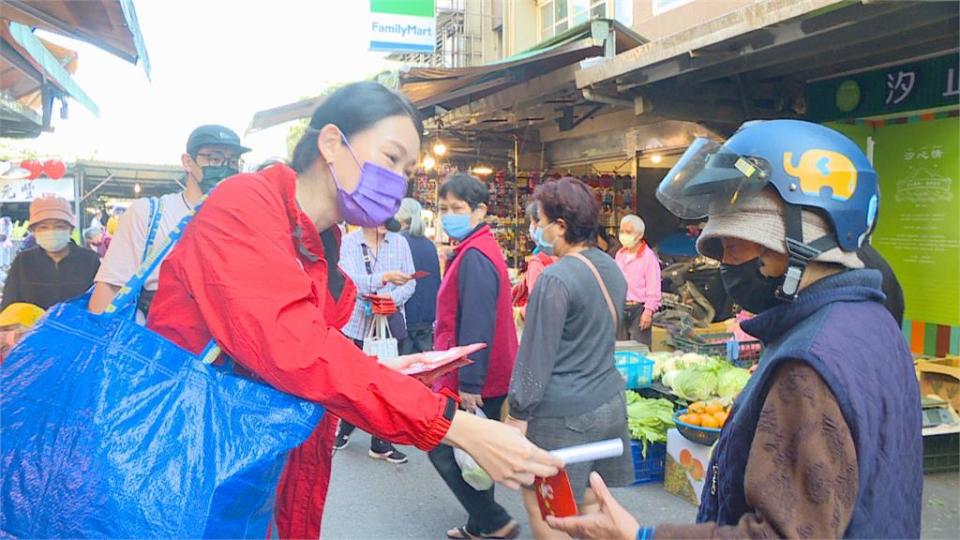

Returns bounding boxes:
[696,269,922,538]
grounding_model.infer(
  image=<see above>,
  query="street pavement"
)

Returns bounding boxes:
[322,433,960,539]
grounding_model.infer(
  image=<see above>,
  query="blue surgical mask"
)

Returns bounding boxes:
[533,227,554,256]
[442,214,473,241]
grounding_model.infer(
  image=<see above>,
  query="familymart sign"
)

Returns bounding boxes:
[369,0,436,54]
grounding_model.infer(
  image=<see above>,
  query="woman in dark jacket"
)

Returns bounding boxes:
[396,197,441,354]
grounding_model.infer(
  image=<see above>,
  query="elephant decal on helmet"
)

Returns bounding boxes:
[783,149,858,201]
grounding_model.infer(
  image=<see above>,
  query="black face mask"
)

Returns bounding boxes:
[720,258,787,314]
[198,165,238,194]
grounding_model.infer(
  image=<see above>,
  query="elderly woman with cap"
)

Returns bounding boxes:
[2,195,99,310]
[548,120,921,540]
[614,214,661,345]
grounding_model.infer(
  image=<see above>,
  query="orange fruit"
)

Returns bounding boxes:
[691,460,705,481]
[700,415,721,429]
[679,449,693,467]
[714,411,729,426]
[704,403,723,415]
[689,402,706,414]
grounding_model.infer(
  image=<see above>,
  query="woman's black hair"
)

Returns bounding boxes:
[438,173,489,210]
[290,81,424,173]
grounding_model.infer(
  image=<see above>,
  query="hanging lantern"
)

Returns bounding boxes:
[43,159,66,180]
[20,159,43,180]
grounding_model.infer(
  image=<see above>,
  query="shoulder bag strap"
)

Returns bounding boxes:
[141,197,164,261]
[568,252,618,329]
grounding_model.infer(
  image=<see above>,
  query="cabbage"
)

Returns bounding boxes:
[717,367,751,398]
[661,369,680,389]
[671,368,718,402]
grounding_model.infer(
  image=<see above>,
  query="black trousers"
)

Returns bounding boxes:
[428,394,512,534]
[338,338,396,453]
[618,302,652,346]
[399,322,434,355]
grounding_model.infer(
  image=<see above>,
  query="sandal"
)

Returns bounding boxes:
[446,520,520,540]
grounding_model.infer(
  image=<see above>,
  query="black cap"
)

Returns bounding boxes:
[186,124,252,155]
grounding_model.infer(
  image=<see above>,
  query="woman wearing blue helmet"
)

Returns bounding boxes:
[547,120,922,539]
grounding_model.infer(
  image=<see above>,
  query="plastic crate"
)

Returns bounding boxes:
[672,332,763,368]
[615,351,655,389]
[923,432,959,473]
[631,440,666,484]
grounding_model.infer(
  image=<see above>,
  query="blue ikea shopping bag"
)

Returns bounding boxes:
[1,202,324,538]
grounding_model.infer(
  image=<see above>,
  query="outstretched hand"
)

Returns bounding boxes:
[546,472,640,539]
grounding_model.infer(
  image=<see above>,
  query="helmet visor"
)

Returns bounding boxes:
[656,137,772,219]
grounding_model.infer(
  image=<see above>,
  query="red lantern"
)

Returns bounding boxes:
[20,159,42,180]
[43,159,66,180]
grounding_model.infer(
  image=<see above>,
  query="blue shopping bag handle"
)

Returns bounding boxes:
[104,195,223,363]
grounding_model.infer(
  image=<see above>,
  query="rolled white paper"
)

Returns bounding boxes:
[550,438,624,466]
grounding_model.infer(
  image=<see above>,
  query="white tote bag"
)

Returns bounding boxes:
[363,314,399,362]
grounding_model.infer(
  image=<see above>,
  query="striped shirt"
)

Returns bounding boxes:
[339,230,416,341]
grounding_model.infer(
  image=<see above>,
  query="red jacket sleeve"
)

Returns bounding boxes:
[171,179,450,450]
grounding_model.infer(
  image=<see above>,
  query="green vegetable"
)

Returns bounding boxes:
[717,366,751,398]
[671,368,718,402]
[625,391,675,458]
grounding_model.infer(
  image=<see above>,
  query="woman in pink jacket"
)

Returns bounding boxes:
[614,214,661,345]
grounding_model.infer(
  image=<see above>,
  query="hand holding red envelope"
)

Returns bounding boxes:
[397,343,486,385]
[534,439,624,519]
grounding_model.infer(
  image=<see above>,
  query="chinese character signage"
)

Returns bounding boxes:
[0,178,75,202]
[872,119,959,327]
[369,0,436,54]
[807,53,960,121]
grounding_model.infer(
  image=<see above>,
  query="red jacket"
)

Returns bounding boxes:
[434,224,518,398]
[147,164,452,538]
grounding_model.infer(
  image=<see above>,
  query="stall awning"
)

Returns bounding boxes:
[574,0,959,127]
[246,19,646,133]
[2,20,98,115]
[2,0,150,77]
[401,19,646,114]
[75,160,184,201]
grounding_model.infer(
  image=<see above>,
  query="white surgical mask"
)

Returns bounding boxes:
[35,229,71,253]
[619,233,639,249]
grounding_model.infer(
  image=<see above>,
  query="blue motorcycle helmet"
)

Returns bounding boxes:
[656,119,879,300]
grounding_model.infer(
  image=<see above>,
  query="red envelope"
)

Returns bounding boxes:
[534,469,578,519]
[400,343,486,384]
[411,270,431,280]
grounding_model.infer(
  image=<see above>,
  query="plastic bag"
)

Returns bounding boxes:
[0,203,324,538]
[454,409,494,491]
[363,313,399,361]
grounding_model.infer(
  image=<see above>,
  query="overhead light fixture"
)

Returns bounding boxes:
[472,165,494,176]
[433,141,447,156]
[651,154,663,164]
[423,155,436,171]
[134,183,142,194]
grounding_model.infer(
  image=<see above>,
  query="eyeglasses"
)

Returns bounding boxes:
[195,152,242,168]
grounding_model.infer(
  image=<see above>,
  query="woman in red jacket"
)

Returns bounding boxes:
[147,82,559,539]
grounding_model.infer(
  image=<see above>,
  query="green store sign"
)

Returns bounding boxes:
[807,53,960,121]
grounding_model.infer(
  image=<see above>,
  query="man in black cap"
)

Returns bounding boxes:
[88,125,251,317]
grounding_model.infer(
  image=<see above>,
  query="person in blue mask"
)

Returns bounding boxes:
[88,124,252,317]
[431,173,522,540]
[513,201,557,318]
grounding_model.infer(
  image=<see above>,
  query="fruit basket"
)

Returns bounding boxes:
[673,408,722,446]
